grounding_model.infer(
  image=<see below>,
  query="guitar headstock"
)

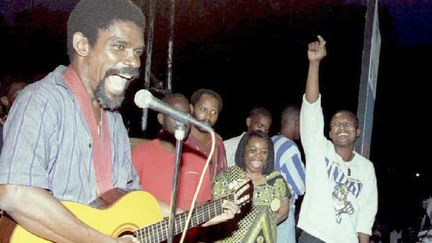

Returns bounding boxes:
[233,180,253,206]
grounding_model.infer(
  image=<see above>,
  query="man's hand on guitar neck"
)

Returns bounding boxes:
[201,199,241,227]
[157,197,239,227]
[202,180,251,227]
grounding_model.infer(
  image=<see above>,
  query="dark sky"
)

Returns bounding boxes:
[1,0,431,233]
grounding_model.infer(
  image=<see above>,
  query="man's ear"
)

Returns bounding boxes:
[72,32,90,57]
[157,113,164,125]
[0,96,9,107]
[356,127,361,138]
[246,117,251,127]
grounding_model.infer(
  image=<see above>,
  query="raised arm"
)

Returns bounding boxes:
[305,35,327,103]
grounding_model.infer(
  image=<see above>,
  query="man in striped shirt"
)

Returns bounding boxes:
[273,105,306,243]
[0,1,146,242]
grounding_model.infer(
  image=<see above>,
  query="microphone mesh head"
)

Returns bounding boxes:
[134,89,153,108]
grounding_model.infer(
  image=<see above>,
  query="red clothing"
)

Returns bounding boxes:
[132,139,212,210]
[64,66,112,195]
[185,132,227,179]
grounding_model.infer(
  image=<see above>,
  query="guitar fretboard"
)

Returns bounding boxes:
[134,194,234,243]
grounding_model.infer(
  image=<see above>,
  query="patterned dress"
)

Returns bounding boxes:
[212,166,291,243]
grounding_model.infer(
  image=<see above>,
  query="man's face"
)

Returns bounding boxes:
[192,94,220,129]
[286,114,300,140]
[162,97,192,135]
[329,112,359,147]
[87,20,144,109]
[246,115,272,134]
[7,82,28,109]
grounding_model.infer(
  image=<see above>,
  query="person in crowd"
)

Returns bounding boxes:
[224,107,272,167]
[185,88,227,178]
[0,1,240,242]
[213,130,290,242]
[297,35,378,243]
[0,77,29,152]
[132,93,212,212]
[273,105,305,243]
[0,77,29,124]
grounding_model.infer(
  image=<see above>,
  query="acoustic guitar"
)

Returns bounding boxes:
[0,181,252,243]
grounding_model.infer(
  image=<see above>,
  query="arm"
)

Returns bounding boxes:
[0,184,124,243]
[358,232,370,243]
[305,35,327,103]
[356,165,378,240]
[277,198,290,224]
[158,200,184,217]
[202,199,240,227]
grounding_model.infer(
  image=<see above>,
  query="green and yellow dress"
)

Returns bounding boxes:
[212,166,290,243]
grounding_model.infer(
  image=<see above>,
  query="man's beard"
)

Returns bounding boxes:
[95,82,125,110]
[95,67,139,110]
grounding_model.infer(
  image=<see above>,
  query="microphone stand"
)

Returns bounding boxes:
[167,123,186,243]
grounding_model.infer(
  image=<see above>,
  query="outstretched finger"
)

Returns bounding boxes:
[317,35,326,45]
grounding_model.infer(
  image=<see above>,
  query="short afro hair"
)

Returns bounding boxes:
[67,0,145,59]
[249,107,272,119]
[190,88,223,112]
[235,130,275,175]
[162,93,188,104]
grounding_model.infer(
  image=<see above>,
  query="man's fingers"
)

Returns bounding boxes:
[317,35,326,45]
[222,200,241,215]
[308,41,320,51]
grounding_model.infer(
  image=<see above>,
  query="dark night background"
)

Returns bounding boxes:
[1,0,431,238]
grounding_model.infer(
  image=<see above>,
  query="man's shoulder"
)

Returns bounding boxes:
[132,138,160,153]
[353,152,376,172]
[223,132,244,145]
[22,66,70,99]
[272,134,291,142]
[272,135,297,148]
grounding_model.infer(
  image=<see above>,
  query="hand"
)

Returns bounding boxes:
[308,35,327,62]
[117,235,140,243]
[201,200,241,227]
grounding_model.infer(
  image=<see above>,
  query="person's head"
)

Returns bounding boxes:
[329,110,360,148]
[158,93,192,136]
[67,0,145,110]
[246,107,272,134]
[190,89,223,130]
[0,78,28,113]
[280,105,300,140]
[235,130,274,175]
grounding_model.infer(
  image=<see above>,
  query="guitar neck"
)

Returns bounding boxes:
[135,194,233,243]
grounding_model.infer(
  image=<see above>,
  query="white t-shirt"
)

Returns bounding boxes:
[223,132,245,167]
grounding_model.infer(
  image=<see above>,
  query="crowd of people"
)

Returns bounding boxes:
[0,0,384,242]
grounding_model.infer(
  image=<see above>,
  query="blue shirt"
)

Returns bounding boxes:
[272,135,305,200]
[0,65,141,205]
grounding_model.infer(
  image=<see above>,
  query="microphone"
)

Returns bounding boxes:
[134,89,213,133]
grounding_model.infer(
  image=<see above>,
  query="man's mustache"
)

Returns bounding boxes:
[105,67,140,80]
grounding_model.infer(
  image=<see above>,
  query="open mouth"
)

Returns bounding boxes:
[106,75,129,94]
[113,73,135,81]
[250,160,263,169]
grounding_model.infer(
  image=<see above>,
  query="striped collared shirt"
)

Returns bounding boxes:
[272,134,305,200]
[0,65,141,205]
